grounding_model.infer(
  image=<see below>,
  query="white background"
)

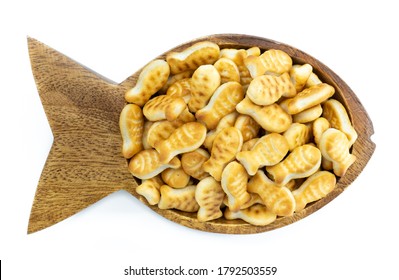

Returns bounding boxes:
[1,0,397,279]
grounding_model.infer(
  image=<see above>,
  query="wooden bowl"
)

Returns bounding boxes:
[28,34,375,234]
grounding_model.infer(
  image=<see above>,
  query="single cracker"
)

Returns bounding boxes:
[292,171,336,212]
[119,104,144,158]
[202,127,243,181]
[195,177,225,222]
[221,161,251,212]
[158,185,199,212]
[161,167,191,189]
[266,144,321,186]
[285,83,335,115]
[236,97,292,133]
[128,149,180,180]
[247,170,296,217]
[154,122,207,164]
[322,99,358,147]
[196,81,244,130]
[246,73,296,106]
[189,64,221,112]
[224,204,277,226]
[125,59,170,106]
[260,49,292,75]
[136,175,164,205]
[236,133,289,176]
[143,95,187,122]
[166,41,220,74]
[290,64,313,93]
[318,128,356,177]
[292,104,323,123]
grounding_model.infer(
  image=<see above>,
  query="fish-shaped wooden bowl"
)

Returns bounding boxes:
[28,34,375,234]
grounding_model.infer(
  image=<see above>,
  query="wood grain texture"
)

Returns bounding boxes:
[28,34,375,234]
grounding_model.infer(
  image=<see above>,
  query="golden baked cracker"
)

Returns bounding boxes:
[246,46,261,57]
[161,167,191,189]
[214,57,240,84]
[166,41,220,74]
[136,175,164,205]
[318,128,356,177]
[195,177,225,222]
[293,104,323,123]
[202,127,243,181]
[292,171,336,212]
[236,133,289,176]
[125,59,170,106]
[260,49,292,75]
[266,144,321,186]
[224,204,277,226]
[189,64,221,112]
[158,185,199,212]
[143,95,187,122]
[283,123,312,151]
[128,149,180,180]
[236,97,292,133]
[322,99,358,147]
[247,73,296,106]
[247,170,296,217]
[313,117,330,146]
[305,72,322,88]
[196,81,244,130]
[290,64,313,93]
[166,78,192,103]
[181,148,210,180]
[119,104,144,159]
[234,115,260,142]
[285,83,335,115]
[241,137,260,152]
[146,119,184,148]
[244,55,267,78]
[221,161,251,211]
[203,112,239,150]
[154,122,207,164]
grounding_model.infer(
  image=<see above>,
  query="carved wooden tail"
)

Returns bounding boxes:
[27,37,138,234]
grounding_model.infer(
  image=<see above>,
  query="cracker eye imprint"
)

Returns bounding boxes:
[120,41,357,226]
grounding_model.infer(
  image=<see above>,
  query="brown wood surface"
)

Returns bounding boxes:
[28,34,375,234]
